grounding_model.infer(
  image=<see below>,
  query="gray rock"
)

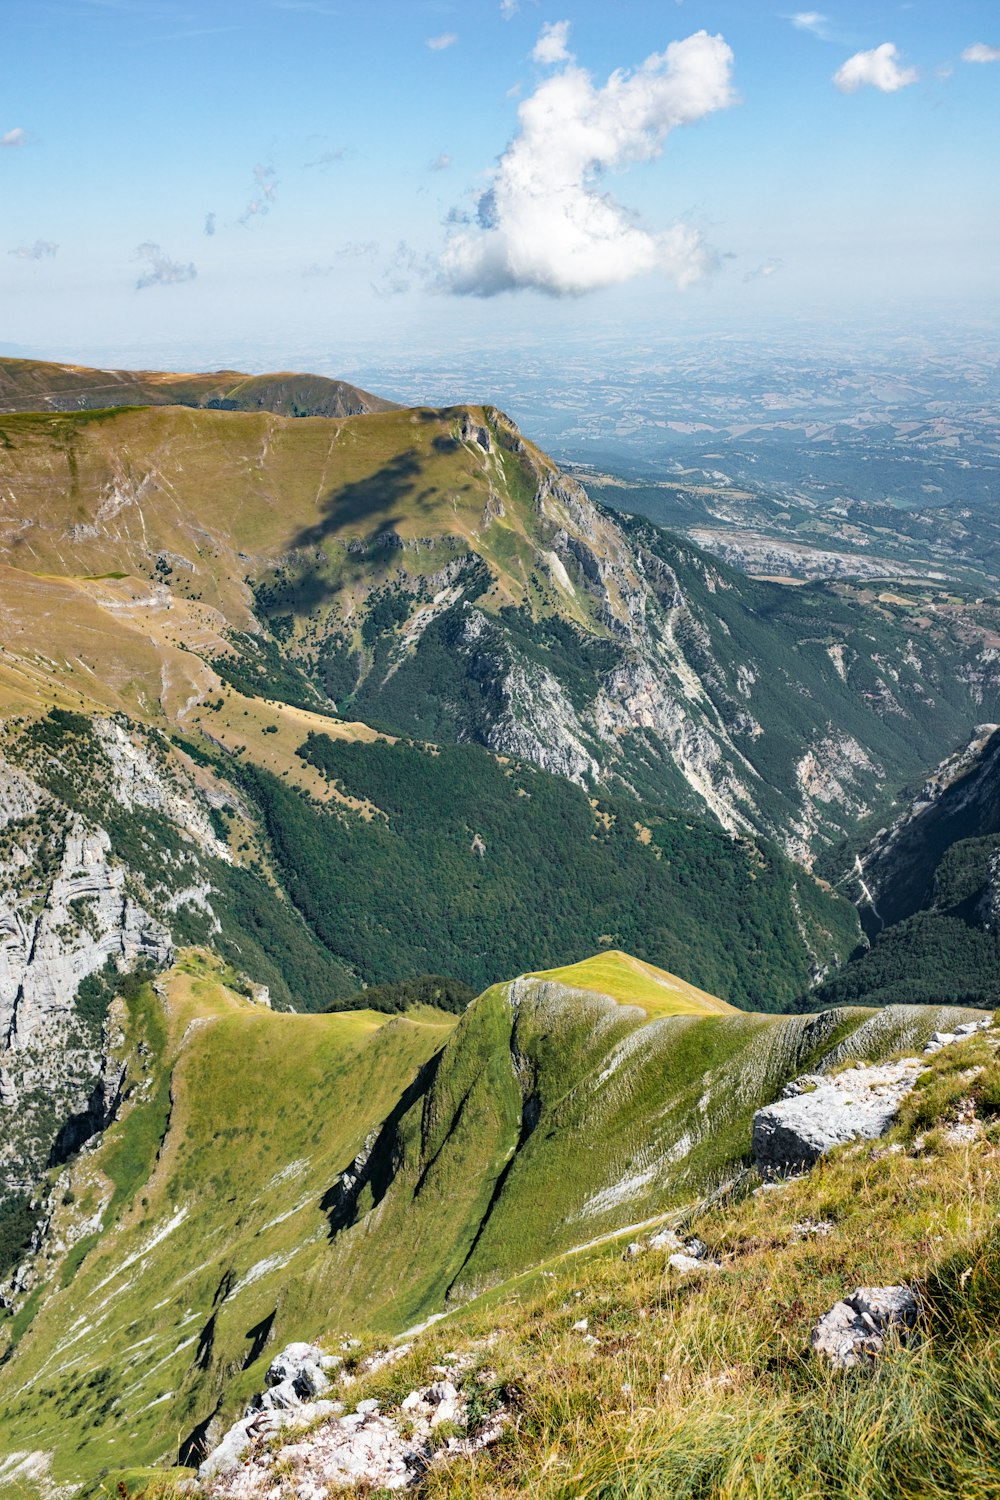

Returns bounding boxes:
[266,1341,332,1388]
[255,1376,301,1412]
[668,1252,720,1275]
[648,1228,683,1252]
[752,1060,924,1174]
[811,1286,920,1368]
[780,1074,824,1099]
[199,1414,259,1479]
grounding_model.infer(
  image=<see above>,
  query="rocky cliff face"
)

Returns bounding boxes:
[3,389,998,865]
[0,714,233,1225]
[851,722,1000,931]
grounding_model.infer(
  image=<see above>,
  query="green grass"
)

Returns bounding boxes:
[98,981,174,1218]
[0,960,990,1496]
[325,1031,1000,1500]
[527,951,738,1017]
[0,961,451,1486]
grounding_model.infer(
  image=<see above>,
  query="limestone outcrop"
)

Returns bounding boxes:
[751,1059,926,1175]
[811,1286,920,1368]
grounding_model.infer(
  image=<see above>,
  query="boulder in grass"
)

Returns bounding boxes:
[752,1060,925,1175]
[811,1286,919,1369]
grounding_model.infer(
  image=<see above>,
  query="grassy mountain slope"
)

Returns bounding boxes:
[0,953,454,1486]
[0,951,984,1493]
[279,1020,1000,1500]
[0,357,396,418]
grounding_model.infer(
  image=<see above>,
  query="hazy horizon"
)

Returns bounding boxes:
[3,0,998,379]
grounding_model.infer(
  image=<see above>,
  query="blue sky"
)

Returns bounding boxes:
[2,0,998,368]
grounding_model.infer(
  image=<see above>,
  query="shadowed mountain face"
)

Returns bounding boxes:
[0,356,397,418]
[857,725,1000,932]
[809,725,1000,1010]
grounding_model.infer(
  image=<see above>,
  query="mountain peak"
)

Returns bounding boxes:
[525,950,738,1017]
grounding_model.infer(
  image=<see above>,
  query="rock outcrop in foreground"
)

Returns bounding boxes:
[751,1059,926,1175]
[200,1340,505,1496]
[752,1018,992,1174]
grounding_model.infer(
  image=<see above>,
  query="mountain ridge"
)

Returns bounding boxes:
[3,369,1000,866]
[0,943,986,1495]
[0,357,397,419]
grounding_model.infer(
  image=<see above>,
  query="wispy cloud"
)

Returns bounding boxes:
[239,163,278,225]
[204,212,217,237]
[743,257,782,283]
[500,0,518,17]
[532,19,573,65]
[788,12,831,40]
[305,147,348,169]
[428,153,452,171]
[9,239,58,260]
[1,127,26,148]
[427,32,458,51]
[303,243,378,276]
[962,42,1000,64]
[134,242,196,290]
[440,29,737,299]
[834,42,918,93]
[373,241,426,297]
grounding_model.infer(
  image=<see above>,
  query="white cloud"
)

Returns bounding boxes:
[500,0,518,17]
[962,42,1000,64]
[427,32,458,51]
[532,20,573,65]
[9,239,58,260]
[1,127,25,148]
[440,29,736,298]
[429,153,452,171]
[204,212,217,236]
[743,257,782,282]
[834,42,918,93]
[133,242,196,291]
[790,12,830,39]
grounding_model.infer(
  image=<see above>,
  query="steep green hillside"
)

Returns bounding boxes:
[0,955,453,1487]
[271,1020,1000,1500]
[241,730,858,1009]
[0,950,983,1493]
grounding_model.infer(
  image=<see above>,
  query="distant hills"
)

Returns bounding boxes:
[0,355,397,418]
